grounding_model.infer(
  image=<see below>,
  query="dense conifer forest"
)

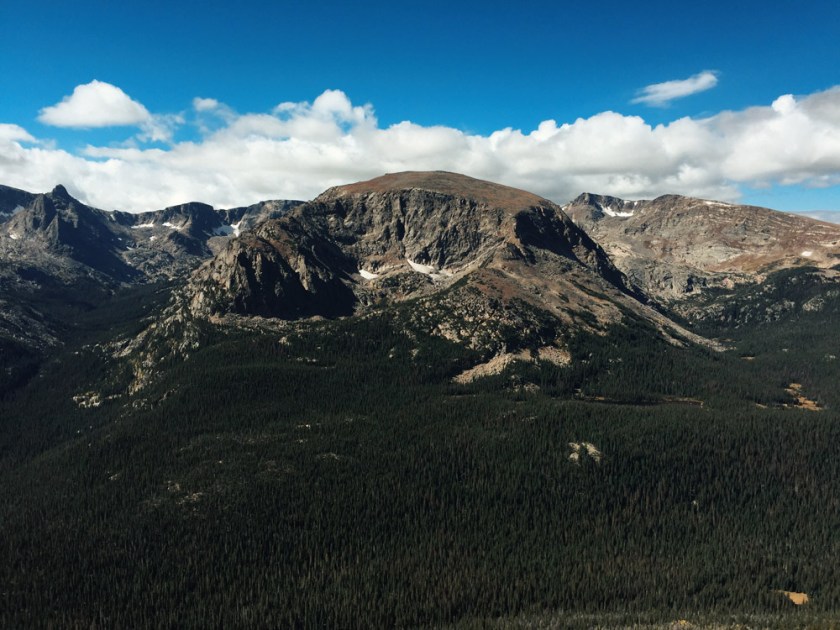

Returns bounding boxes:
[1,269,839,627]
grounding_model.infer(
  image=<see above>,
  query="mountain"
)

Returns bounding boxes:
[565,192,840,296]
[143,171,720,394]
[1,186,301,283]
[0,184,36,219]
[7,176,836,390]
[0,185,300,390]
[188,171,632,316]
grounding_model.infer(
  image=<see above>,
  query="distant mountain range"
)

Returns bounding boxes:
[564,191,840,307]
[0,183,300,377]
[3,172,839,385]
[0,182,301,282]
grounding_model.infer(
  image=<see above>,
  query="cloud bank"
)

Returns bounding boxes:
[38,80,151,128]
[37,81,180,142]
[3,83,840,212]
[632,71,719,106]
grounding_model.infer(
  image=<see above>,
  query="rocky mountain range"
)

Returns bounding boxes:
[1,184,300,283]
[0,183,300,380]
[3,171,840,393]
[125,172,720,392]
[179,171,840,340]
[564,192,840,307]
[188,171,633,320]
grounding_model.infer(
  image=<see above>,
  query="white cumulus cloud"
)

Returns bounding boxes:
[38,80,153,128]
[2,86,840,212]
[632,70,719,107]
[193,97,221,112]
[0,124,35,143]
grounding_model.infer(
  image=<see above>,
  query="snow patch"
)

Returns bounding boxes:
[405,258,455,280]
[214,221,242,237]
[600,204,634,218]
[8,233,19,240]
[407,258,436,274]
[359,269,379,280]
[162,221,183,230]
[149,235,157,241]
[131,222,155,229]
[801,250,813,257]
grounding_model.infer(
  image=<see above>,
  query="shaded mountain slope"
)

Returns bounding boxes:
[0,184,299,392]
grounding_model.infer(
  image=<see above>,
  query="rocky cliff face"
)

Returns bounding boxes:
[0,184,36,219]
[0,184,300,369]
[0,185,301,285]
[177,172,709,378]
[564,192,840,304]
[4,185,140,281]
[187,172,636,321]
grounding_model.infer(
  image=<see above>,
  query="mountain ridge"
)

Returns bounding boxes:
[119,171,719,395]
[0,185,301,386]
[2,185,302,281]
[185,171,636,321]
[564,191,840,305]
[4,173,838,392]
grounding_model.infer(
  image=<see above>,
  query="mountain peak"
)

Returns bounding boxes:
[183,171,645,346]
[50,184,72,200]
[319,171,550,213]
[569,192,630,207]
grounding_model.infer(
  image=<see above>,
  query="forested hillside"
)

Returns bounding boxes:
[2,277,839,628]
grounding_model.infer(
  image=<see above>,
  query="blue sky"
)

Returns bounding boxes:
[2,0,840,214]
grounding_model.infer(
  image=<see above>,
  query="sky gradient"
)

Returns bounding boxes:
[2,1,840,214]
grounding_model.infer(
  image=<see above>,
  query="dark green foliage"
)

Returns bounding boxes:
[689,266,840,334]
[1,284,840,627]
[0,337,41,395]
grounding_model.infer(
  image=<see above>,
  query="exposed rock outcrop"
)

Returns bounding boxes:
[0,183,300,366]
[0,184,36,218]
[564,192,840,304]
[186,171,640,327]
[174,171,714,387]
